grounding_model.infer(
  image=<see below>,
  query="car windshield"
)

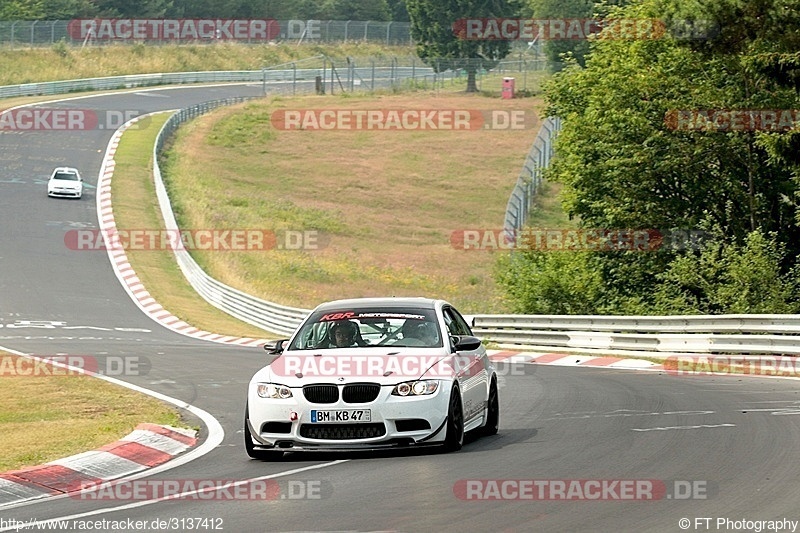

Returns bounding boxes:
[288,307,443,350]
[54,172,79,181]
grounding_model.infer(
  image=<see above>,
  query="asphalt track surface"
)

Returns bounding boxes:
[1,84,800,532]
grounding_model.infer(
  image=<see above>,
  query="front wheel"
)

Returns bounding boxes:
[442,387,464,452]
[480,378,499,437]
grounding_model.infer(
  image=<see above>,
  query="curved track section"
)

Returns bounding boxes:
[1,84,799,531]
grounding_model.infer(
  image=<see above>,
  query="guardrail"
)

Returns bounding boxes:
[0,65,437,99]
[472,315,800,355]
[152,98,312,336]
[504,116,561,232]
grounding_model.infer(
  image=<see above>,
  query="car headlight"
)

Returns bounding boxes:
[391,380,439,396]
[256,383,293,399]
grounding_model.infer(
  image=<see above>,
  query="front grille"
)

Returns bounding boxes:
[302,384,338,404]
[395,419,431,432]
[342,383,380,403]
[299,423,386,440]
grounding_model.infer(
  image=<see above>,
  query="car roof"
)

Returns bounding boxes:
[52,167,80,174]
[312,297,444,312]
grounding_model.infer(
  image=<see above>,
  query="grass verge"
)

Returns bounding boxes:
[0,353,183,472]
[0,42,416,86]
[160,91,547,313]
[111,112,272,339]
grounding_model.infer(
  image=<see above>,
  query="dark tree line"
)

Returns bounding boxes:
[0,0,409,21]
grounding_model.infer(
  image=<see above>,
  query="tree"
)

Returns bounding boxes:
[388,0,409,21]
[94,0,173,17]
[0,0,95,19]
[528,0,592,69]
[324,0,392,21]
[406,0,520,92]
[497,0,800,314]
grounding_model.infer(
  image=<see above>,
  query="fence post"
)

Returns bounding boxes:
[30,20,37,47]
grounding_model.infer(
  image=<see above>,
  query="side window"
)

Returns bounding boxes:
[443,307,471,336]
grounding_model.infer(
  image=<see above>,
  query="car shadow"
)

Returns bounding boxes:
[247,427,541,463]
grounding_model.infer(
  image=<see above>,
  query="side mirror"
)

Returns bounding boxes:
[451,335,482,352]
[264,339,288,355]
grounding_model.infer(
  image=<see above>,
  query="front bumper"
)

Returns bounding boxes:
[247,383,450,451]
[48,188,82,198]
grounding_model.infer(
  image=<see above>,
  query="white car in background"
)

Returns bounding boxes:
[47,167,83,198]
[245,297,499,458]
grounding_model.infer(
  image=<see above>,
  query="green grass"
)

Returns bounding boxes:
[0,354,184,472]
[0,42,416,86]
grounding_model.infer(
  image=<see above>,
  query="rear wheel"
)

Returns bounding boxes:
[480,378,499,437]
[442,386,464,452]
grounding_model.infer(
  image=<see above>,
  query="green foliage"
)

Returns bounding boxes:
[496,251,604,314]
[653,231,800,314]
[324,0,392,21]
[51,39,70,58]
[0,0,410,21]
[528,0,592,69]
[498,0,800,315]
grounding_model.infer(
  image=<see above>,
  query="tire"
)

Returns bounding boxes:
[442,386,464,452]
[480,378,499,437]
[244,404,284,460]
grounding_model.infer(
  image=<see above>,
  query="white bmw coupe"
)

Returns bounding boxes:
[245,297,499,458]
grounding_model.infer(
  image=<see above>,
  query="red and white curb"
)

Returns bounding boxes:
[0,424,196,506]
[488,350,664,371]
[96,117,268,348]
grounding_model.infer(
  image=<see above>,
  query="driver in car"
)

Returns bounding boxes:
[329,320,360,348]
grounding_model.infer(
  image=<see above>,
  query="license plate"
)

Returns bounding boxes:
[310,409,371,423]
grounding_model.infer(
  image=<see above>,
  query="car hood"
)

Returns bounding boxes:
[251,347,455,387]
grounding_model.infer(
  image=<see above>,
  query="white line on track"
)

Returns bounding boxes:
[630,423,736,432]
[0,461,350,531]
